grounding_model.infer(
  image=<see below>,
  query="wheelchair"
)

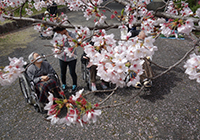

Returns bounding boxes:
[124,57,153,88]
[81,53,91,90]
[81,52,112,90]
[19,59,61,113]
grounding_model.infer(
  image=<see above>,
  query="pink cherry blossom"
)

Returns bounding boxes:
[177,19,194,35]
[65,108,78,125]
[71,88,84,101]
[67,0,85,11]
[119,25,128,40]
[82,109,101,123]
[44,92,54,111]
[127,74,140,87]
[195,8,200,17]
[184,53,200,83]
[41,27,54,37]
[166,1,178,15]
[95,15,107,25]
[160,23,172,37]
[46,114,60,125]
[180,7,193,16]
[25,8,33,16]
[75,26,90,42]
[138,7,148,17]
[141,19,155,35]
[0,57,26,86]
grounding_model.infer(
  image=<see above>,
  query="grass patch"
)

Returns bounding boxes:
[0,2,65,25]
[0,27,37,56]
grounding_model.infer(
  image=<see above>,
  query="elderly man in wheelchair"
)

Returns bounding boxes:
[25,52,62,112]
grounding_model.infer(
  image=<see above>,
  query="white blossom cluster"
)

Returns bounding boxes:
[184,53,200,83]
[84,29,157,87]
[44,89,101,126]
[0,57,26,86]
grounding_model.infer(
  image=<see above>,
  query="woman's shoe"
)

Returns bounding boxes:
[91,85,97,91]
[72,85,77,91]
[62,84,67,90]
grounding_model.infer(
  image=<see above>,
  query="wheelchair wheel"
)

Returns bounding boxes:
[19,74,33,104]
[31,92,44,113]
[54,73,61,87]
[81,63,87,81]
[86,68,91,90]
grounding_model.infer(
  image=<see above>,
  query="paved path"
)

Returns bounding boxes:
[0,1,200,139]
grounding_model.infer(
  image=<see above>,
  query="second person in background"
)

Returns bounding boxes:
[53,27,78,92]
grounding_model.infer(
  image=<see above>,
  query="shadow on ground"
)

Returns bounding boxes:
[140,66,183,102]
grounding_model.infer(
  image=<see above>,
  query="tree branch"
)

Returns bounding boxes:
[82,86,118,97]
[154,11,200,24]
[152,39,200,80]
[3,15,141,29]
[98,86,118,106]
[94,86,144,109]
[114,0,200,24]
[20,0,28,17]
[6,15,200,33]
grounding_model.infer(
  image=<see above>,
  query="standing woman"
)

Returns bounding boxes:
[53,27,77,91]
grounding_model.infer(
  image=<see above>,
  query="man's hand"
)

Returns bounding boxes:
[41,76,49,81]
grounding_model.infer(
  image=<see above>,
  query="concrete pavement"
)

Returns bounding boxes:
[0,1,200,139]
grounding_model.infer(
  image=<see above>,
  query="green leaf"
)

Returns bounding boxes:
[86,102,92,110]
[55,100,63,104]
[72,39,78,43]
[121,9,124,16]
[75,101,82,106]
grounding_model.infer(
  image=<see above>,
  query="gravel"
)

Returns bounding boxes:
[0,1,200,139]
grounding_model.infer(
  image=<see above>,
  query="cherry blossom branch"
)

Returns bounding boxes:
[82,86,118,97]
[89,0,95,7]
[114,0,200,24]
[154,12,200,24]
[103,0,115,7]
[146,59,168,69]
[98,86,118,106]
[80,0,90,8]
[9,6,22,15]
[19,0,28,17]
[5,14,200,33]
[94,86,144,110]
[151,39,200,80]
[113,0,130,6]
[154,1,167,14]
[98,5,121,22]
[58,19,75,28]
[2,15,127,29]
